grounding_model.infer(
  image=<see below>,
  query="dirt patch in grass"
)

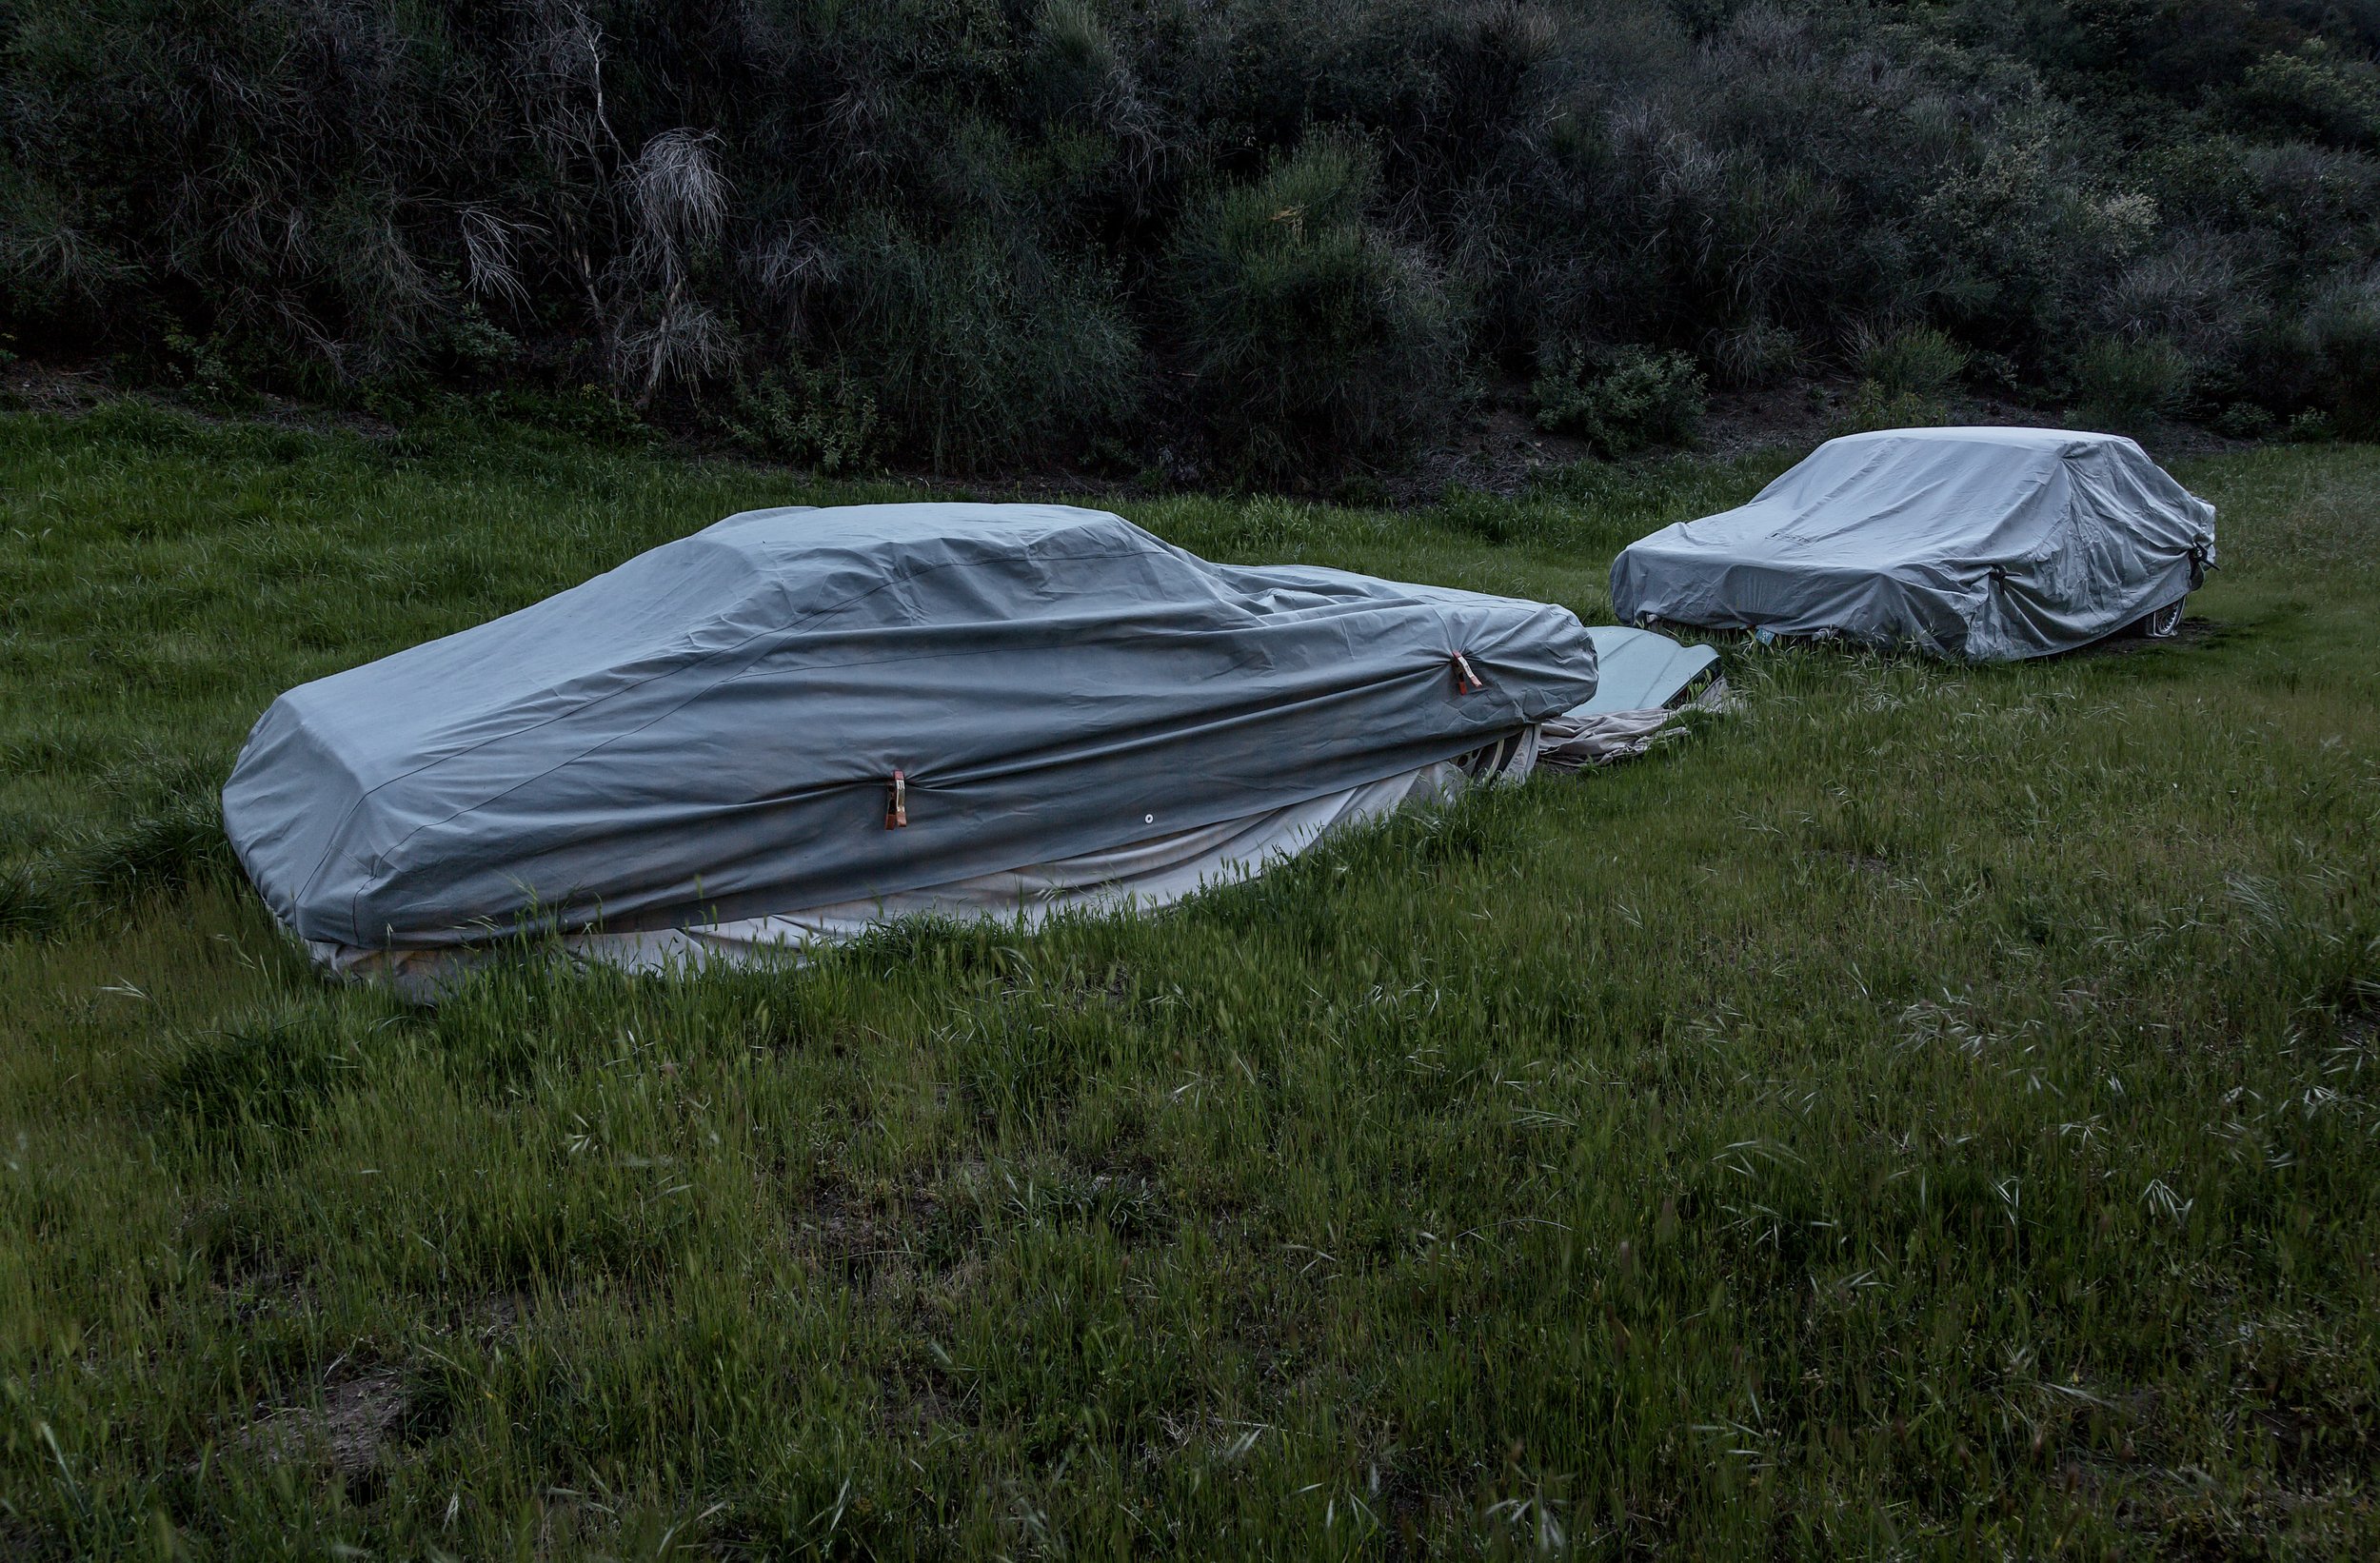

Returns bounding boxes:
[2063,615,2229,659]
[224,1366,409,1476]
[2338,983,2378,1048]
[792,1159,988,1305]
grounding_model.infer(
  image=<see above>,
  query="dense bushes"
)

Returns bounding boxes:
[724,365,883,478]
[828,218,1142,471]
[1532,345,1708,455]
[1166,137,1461,479]
[3,1,2378,478]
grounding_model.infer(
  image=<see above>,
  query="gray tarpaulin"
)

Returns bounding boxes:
[225,503,1598,956]
[1572,626,1718,715]
[318,753,1513,1000]
[1537,625,1725,770]
[1609,428,2216,661]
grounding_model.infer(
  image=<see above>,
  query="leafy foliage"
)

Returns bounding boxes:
[1836,325,1969,431]
[2,1,2378,471]
[1532,344,1707,455]
[828,218,1140,474]
[724,364,883,478]
[1854,326,1970,405]
[1165,135,1460,479]
[2070,335,2197,430]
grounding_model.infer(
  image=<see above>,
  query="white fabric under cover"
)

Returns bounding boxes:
[1538,678,1729,770]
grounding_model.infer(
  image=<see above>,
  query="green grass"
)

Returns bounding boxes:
[1,404,2376,1557]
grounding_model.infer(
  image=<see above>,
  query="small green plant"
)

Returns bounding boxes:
[1837,384,1957,433]
[1709,320,1803,390]
[1856,325,1968,400]
[162,327,254,408]
[544,385,659,446]
[1835,325,1967,431]
[725,364,883,477]
[2213,401,2277,440]
[2286,407,2338,442]
[1330,470,1390,508]
[443,303,521,378]
[1531,344,1707,456]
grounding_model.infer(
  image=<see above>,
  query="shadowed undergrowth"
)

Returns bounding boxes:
[0,411,2376,1555]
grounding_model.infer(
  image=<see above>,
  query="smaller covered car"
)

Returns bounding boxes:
[1609,427,2216,661]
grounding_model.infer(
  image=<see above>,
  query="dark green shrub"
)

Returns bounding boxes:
[162,328,256,410]
[0,168,140,336]
[1833,325,1967,431]
[2306,271,2380,437]
[1910,128,2158,356]
[2213,401,2278,439]
[1531,344,1707,456]
[2099,244,2250,371]
[725,364,883,477]
[442,305,522,380]
[1165,134,1461,479]
[1023,0,1144,142]
[486,387,657,450]
[1837,385,1956,434]
[830,218,1141,472]
[2069,336,2193,429]
[1710,320,1803,389]
[2234,42,2380,148]
[1854,326,1969,402]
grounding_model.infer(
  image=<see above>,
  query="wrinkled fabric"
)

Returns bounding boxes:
[225,504,1598,950]
[1534,625,1724,770]
[1609,428,2216,661]
[1540,681,1729,767]
[314,748,1532,1001]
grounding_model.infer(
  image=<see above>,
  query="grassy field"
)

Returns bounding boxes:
[1,405,2376,1558]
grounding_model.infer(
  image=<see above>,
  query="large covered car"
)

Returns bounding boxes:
[224,503,1600,993]
[1609,427,2217,661]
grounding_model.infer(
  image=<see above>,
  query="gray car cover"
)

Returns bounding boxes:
[1609,427,2216,661]
[224,503,1598,951]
